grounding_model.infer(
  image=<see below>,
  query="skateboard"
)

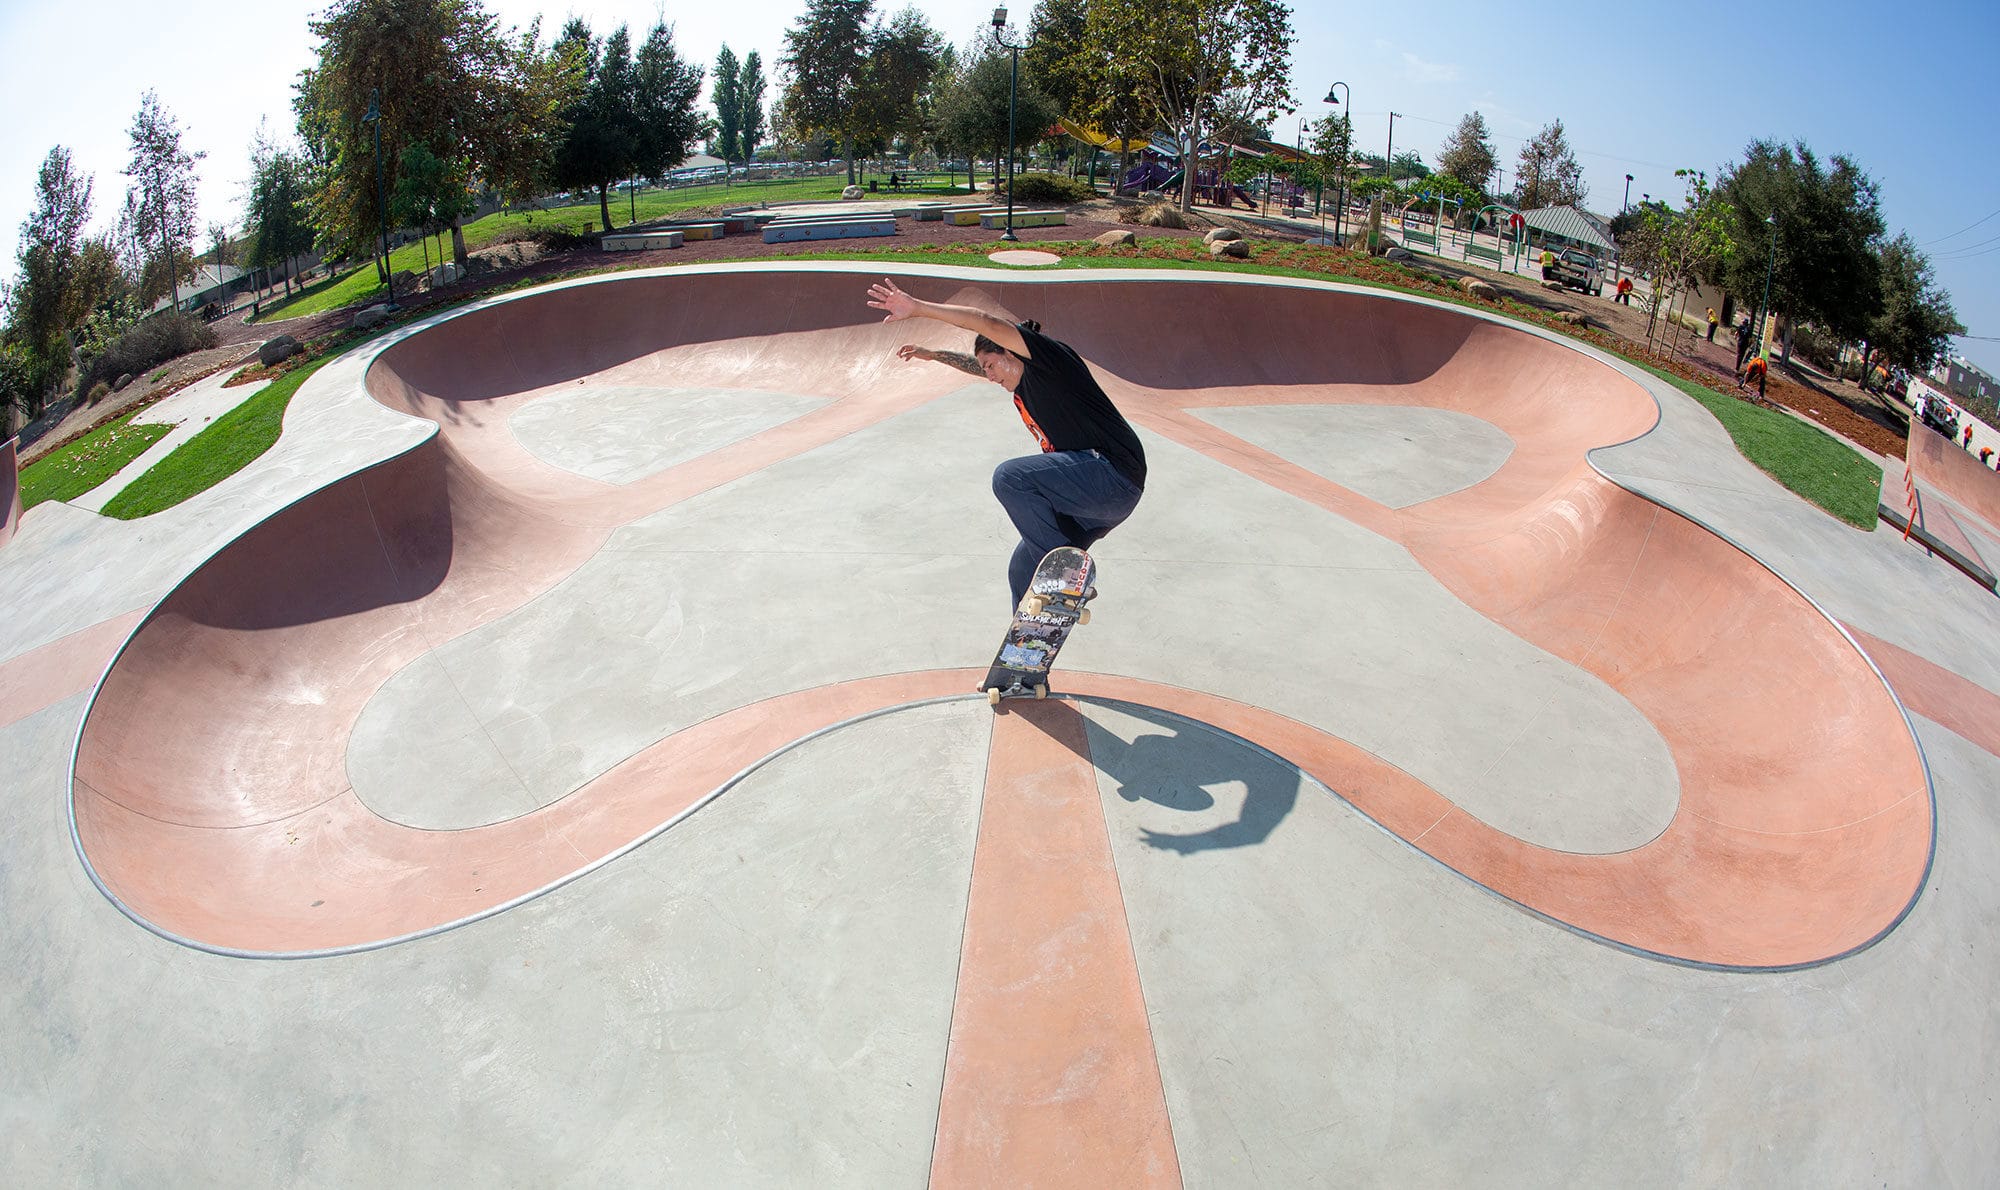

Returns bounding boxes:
[981,546,1096,706]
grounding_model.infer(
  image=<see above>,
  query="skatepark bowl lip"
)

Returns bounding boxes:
[64,263,1935,968]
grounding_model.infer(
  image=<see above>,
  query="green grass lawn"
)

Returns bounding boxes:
[1635,363,1882,529]
[250,174,971,324]
[18,411,173,509]
[100,358,330,519]
[109,245,1883,532]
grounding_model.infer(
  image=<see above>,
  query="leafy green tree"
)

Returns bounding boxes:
[713,45,743,174]
[299,0,535,270]
[938,49,1059,189]
[855,7,942,167]
[1085,0,1294,214]
[740,51,768,160]
[780,0,875,184]
[1436,111,1496,192]
[244,130,317,300]
[8,148,103,393]
[552,20,704,231]
[1028,0,1150,193]
[1716,139,1885,352]
[1868,234,1963,376]
[391,142,474,277]
[1635,170,1735,357]
[1310,111,1353,219]
[1514,119,1585,209]
[124,91,205,309]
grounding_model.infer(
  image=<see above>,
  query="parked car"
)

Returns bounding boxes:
[1544,248,1605,297]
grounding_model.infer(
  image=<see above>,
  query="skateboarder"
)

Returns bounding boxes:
[867,278,1146,610]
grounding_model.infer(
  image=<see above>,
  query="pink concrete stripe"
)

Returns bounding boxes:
[1848,626,2000,759]
[0,612,145,728]
[931,701,1180,1189]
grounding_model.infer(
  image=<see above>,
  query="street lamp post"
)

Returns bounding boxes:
[363,89,396,310]
[992,7,1031,242]
[1622,174,1633,211]
[1323,82,1350,245]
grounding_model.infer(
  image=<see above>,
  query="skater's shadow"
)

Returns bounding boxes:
[1015,699,1301,853]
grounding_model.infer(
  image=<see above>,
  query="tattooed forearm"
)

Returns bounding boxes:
[932,350,985,378]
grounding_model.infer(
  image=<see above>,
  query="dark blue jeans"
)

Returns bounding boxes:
[992,450,1143,607]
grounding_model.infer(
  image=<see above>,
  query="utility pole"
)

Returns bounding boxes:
[1386,112,1400,179]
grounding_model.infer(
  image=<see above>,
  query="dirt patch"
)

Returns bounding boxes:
[19,344,256,464]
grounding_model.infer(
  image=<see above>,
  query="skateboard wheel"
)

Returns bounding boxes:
[987,688,1002,706]
[1034,684,1047,699]
[1023,595,1047,616]
[1077,608,1090,626]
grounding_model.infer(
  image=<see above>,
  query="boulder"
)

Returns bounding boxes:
[1202,226,1242,244]
[257,335,300,367]
[1458,277,1499,301]
[1384,246,1413,261]
[1094,230,1137,248]
[353,304,393,330]
[1209,238,1250,259]
[431,262,462,287]
[114,373,135,391]
[1556,311,1589,326]
[842,185,865,199]
[1541,280,1565,292]
[390,270,417,294]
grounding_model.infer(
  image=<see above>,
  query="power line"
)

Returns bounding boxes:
[1933,231,2000,261]
[1921,205,2000,247]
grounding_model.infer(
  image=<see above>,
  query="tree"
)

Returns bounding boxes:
[1514,119,1585,210]
[937,49,1059,189]
[1868,234,1963,376]
[1716,139,1886,352]
[391,142,473,278]
[1436,111,1497,192]
[244,129,318,300]
[740,51,768,161]
[1031,0,1151,193]
[552,20,704,231]
[1085,0,1295,214]
[713,45,743,174]
[9,148,101,391]
[299,0,535,270]
[124,91,205,310]
[780,0,875,184]
[1630,170,1734,358]
[854,7,942,166]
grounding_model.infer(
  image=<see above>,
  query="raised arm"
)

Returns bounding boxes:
[866,278,1030,357]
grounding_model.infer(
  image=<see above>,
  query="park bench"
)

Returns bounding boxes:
[600,230,685,252]
[761,214,899,243]
[1463,242,1505,265]
[979,209,1067,230]
[665,221,728,241]
[885,172,959,190]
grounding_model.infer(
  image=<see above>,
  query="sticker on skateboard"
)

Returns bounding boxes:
[982,546,1096,705]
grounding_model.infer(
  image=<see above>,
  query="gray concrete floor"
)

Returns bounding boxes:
[4,264,1998,1185]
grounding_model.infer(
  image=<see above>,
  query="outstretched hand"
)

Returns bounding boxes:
[867,278,919,322]
[895,344,937,362]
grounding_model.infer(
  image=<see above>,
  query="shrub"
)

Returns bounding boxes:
[76,312,216,398]
[997,171,1097,204]
[1120,202,1187,229]
[88,381,110,403]
[486,225,595,251]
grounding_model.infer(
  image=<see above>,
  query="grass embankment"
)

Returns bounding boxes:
[99,357,331,519]
[113,242,1879,531]
[18,411,172,509]
[251,174,964,323]
[1635,363,1882,529]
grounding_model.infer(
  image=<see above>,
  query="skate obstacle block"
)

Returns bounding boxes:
[600,230,685,251]
[979,209,1067,230]
[760,214,899,243]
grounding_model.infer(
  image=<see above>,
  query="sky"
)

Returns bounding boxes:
[2,0,1996,373]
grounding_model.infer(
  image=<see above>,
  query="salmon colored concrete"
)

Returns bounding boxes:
[68,270,1929,970]
[0,611,145,729]
[931,701,1179,1188]
[1848,626,2000,760]
[1,435,19,548]
[1909,421,2000,536]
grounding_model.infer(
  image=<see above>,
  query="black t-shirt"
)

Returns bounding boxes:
[1010,324,1147,488]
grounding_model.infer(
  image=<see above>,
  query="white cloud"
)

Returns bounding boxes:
[1401,52,1461,84]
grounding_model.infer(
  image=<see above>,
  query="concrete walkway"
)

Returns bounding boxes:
[3,263,1998,1185]
[70,365,275,512]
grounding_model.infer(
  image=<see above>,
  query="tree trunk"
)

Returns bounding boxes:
[1113,145,1132,197]
[598,184,613,234]
[449,220,467,268]
[1177,118,1198,215]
